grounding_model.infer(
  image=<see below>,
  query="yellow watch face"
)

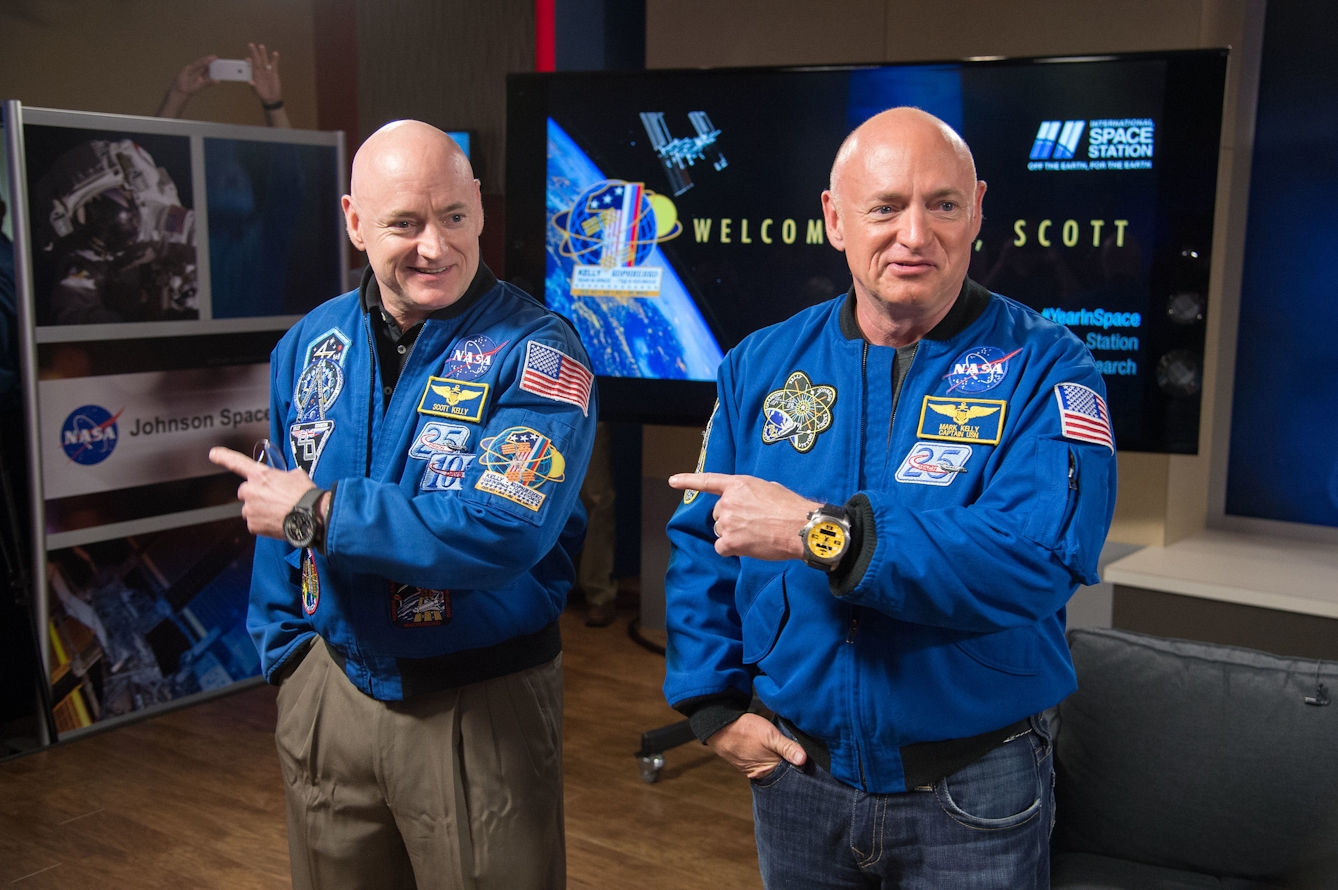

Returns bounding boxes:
[806,520,847,560]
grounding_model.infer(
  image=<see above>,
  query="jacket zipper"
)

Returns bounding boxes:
[847,339,920,789]
[363,315,377,476]
[848,340,870,787]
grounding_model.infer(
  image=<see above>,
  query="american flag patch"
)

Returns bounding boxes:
[1054,383,1114,451]
[520,341,594,415]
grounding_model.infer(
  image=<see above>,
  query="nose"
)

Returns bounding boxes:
[415,221,448,261]
[898,204,933,252]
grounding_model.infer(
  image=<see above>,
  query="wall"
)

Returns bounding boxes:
[643,0,1265,549]
[354,0,534,195]
[0,0,319,130]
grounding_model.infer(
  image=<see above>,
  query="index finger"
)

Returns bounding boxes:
[209,446,264,480]
[668,472,733,495]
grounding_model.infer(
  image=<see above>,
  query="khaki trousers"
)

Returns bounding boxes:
[275,640,565,890]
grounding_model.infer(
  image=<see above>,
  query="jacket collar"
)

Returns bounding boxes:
[358,262,499,326]
[838,277,992,343]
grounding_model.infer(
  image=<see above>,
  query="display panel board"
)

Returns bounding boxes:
[3,103,346,739]
[507,51,1228,449]
[1223,0,1338,531]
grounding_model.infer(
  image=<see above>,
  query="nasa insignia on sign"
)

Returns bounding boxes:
[61,405,121,465]
[944,346,1023,394]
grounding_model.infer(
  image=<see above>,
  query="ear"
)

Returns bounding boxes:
[342,194,366,251]
[821,190,845,252]
[971,180,987,239]
[473,178,485,236]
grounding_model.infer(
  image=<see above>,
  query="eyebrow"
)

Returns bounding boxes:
[381,202,470,222]
[868,187,968,204]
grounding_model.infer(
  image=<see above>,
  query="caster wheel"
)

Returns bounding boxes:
[638,753,665,783]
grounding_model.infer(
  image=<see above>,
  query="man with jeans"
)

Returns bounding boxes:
[665,108,1116,887]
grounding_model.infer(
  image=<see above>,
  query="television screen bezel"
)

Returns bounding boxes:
[506,49,1228,442]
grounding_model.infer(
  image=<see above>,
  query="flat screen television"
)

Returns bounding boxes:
[506,50,1227,450]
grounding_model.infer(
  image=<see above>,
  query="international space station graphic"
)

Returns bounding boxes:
[638,111,727,196]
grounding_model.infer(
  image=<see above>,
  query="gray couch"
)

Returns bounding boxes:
[1052,627,1338,889]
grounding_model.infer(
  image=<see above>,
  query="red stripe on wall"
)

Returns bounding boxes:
[535,0,556,72]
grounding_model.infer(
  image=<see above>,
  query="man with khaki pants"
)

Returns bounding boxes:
[211,120,597,889]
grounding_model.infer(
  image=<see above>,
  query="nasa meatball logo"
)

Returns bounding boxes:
[442,335,507,382]
[61,405,121,465]
[944,346,1022,394]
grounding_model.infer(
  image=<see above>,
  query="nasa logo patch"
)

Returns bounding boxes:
[442,335,507,382]
[894,442,973,486]
[944,346,1023,394]
[301,549,320,615]
[61,405,121,466]
[389,582,451,627]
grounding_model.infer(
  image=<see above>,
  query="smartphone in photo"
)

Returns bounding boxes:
[209,59,253,82]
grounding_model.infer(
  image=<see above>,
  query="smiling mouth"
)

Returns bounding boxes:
[412,265,450,275]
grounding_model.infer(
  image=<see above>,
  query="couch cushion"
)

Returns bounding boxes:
[1054,628,1338,879]
[1053,852,1288,890]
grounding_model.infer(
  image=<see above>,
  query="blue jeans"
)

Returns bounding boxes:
[751,714,1054,889]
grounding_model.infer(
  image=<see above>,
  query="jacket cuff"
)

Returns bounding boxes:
[829,493,875,598]
[674,689,753,743]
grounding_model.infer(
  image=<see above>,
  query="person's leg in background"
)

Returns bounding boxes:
[577,422,618,627]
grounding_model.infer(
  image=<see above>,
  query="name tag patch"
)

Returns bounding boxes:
[917,396,1006,445]
[389,582,451,627]
[417,377,489,423]
[895,442,973,486]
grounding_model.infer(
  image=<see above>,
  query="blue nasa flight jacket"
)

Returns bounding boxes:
[249,266,597,701]
[664,279,1117,793]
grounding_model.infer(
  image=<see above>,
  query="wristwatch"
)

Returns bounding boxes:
[284,487,327,550]
[798,503,851,572]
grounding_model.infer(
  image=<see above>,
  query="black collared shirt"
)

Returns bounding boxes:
[358,263,498,408]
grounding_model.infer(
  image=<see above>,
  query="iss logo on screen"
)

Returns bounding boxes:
[1028,119,1155,172]
[61,405,121,465]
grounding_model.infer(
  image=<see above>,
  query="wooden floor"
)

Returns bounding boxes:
[0,605,762,889]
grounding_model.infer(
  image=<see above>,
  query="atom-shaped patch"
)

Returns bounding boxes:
[761,371,837,453]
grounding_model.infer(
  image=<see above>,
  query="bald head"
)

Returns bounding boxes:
[819,106,987,346]
[351,120,474,204]
[343,119,484,329]
[830,108,976,202]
